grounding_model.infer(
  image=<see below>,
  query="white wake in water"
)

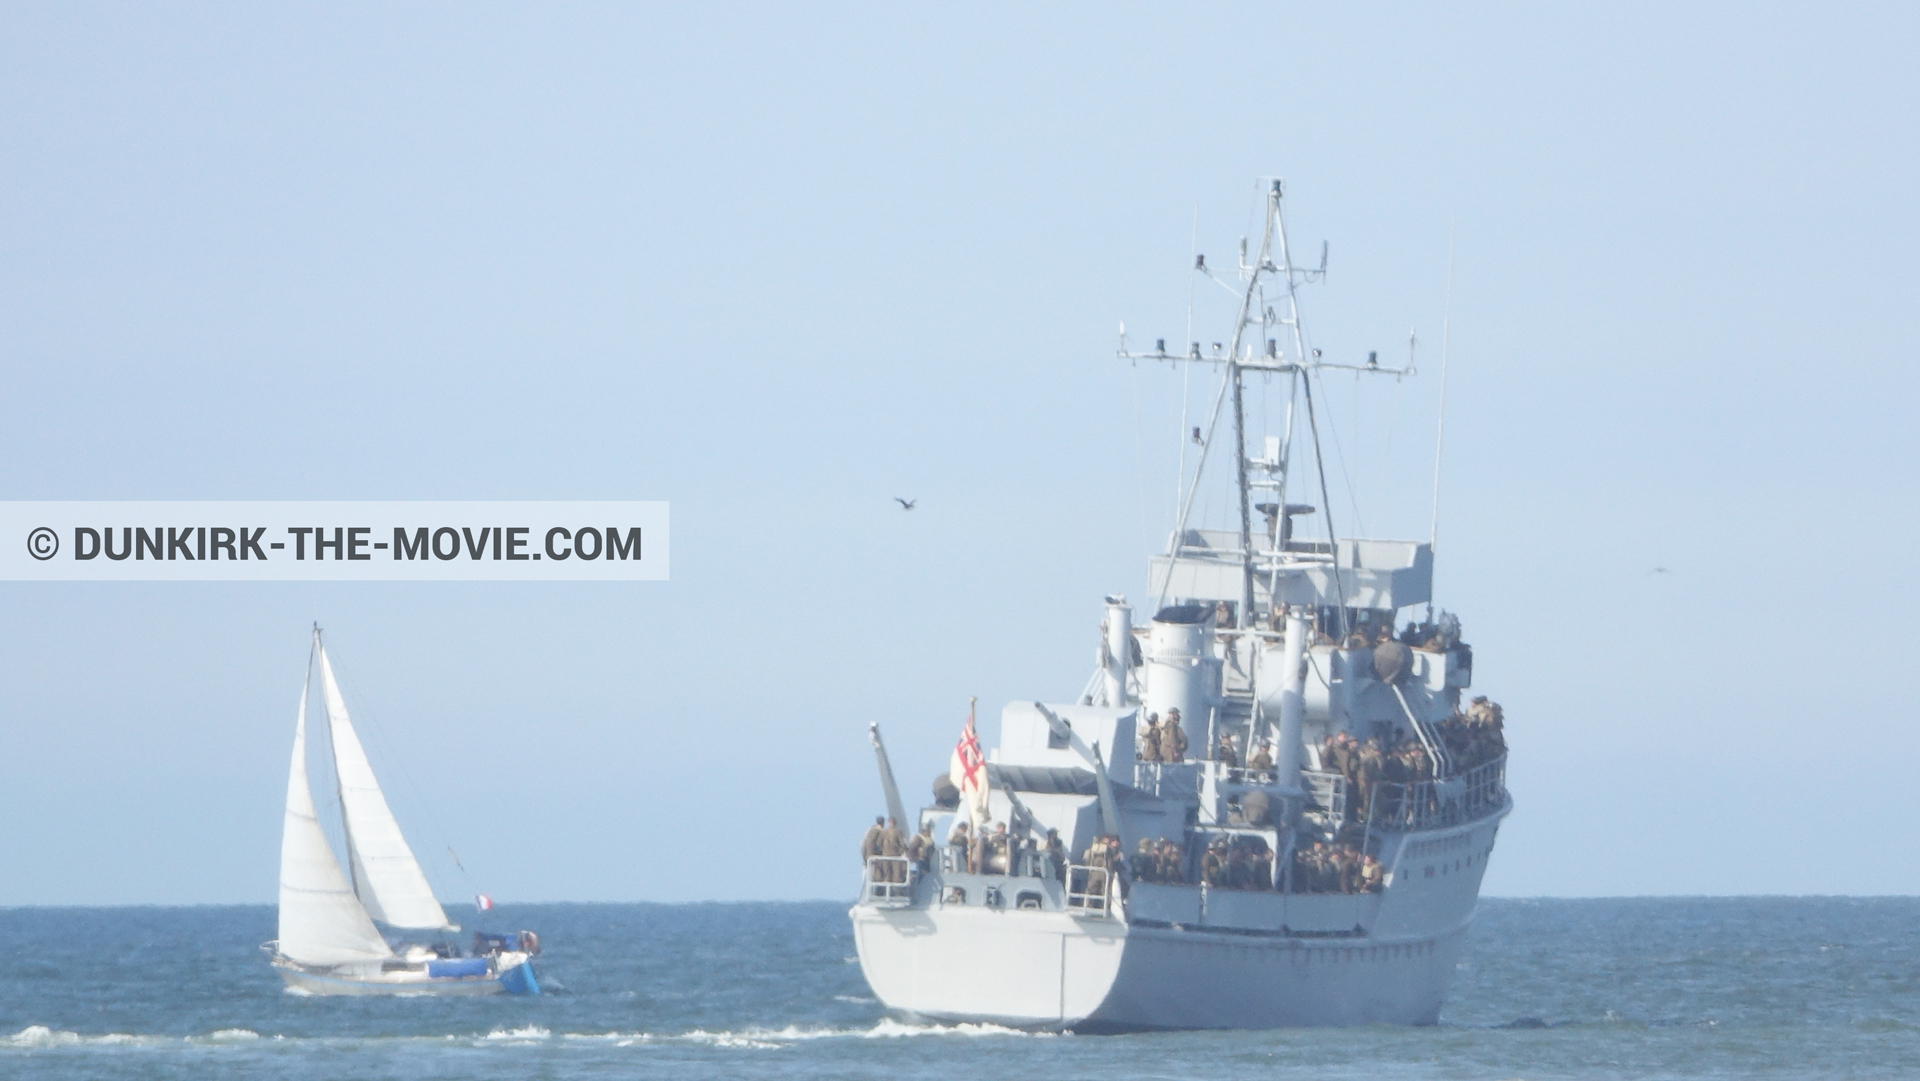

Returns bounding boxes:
[4,1025,269,1050]
[6,1020,1045,1053]
[559,1018,1052,1048]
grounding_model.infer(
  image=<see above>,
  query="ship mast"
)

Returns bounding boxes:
[1122,179,1405,621]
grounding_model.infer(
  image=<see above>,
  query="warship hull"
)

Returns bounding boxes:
[852,813,1503,1030]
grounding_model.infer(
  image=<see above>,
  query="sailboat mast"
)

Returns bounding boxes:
[317,628,362,903]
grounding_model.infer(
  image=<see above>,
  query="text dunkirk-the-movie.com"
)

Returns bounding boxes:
[1,502,668,581]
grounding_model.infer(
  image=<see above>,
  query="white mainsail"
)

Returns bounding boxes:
[319,646,454,931]
[278,669,392,965]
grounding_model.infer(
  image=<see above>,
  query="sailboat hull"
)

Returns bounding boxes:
[272,957,540,997]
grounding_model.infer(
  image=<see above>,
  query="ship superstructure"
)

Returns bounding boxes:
[850,181,1510,1030]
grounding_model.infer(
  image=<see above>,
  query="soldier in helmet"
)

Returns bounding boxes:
[1250,837,1274,890]
[1160,838,1180,882]
[1160,708,1189,763]
[1356,739,1385,821]
[860,816,884,869]
[1044,827,1067,884]
[1249,738,1274,773]
[968,821,990,875]
[1082,836,1111,870]
[1335,845,1360,894]
[879,817,907,882]
[1139,713,1164,762]
[948,821,970,874]
[905,820,934,874]
[1215,732,1239,768]
[1308,842,1332,893]
[1225,838,1250,889]
[1201,838,1228,886]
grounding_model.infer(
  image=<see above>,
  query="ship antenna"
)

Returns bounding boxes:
[1175,207,1199,537]
[1122,179,1404,620]
[1426,221,1456,620]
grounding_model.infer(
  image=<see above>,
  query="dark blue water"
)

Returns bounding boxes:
[2,898,1916,1079]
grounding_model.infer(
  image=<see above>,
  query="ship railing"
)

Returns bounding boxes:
[1300,770,1347,820]
[1222,766,1281,787]
[862,857,916,906]
[1367,754,1508,833]
[1064,865,1113,915]
[938,847,1052,879]
[1132,761,1202,799]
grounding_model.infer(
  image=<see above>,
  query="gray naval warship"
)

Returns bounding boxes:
[851,181,1512,1031]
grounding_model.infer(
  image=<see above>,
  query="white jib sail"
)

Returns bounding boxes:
[279,669,392,965]
[319,646,454,931]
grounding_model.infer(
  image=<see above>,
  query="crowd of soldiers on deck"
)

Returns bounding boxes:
[1130,834,1279,890]
[861,817,1075,885]
[863,815,1388,897]
[861,687,1505,894]
[1319,698,1508,822]
[1291,841,1385,894]
[1130,837,1186,883]
[1201,835,1275,889]
[1438,696,1507,771]
[1320,732,1420,821]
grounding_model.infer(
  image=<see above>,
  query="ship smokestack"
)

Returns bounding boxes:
[1144,604,1218,754]
[1272,604,1309,782]
[1102,598,1132,707]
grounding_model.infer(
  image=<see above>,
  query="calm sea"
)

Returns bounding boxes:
[1,898,1914,1080]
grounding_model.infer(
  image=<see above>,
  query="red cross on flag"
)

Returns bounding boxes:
[949,697,989,828]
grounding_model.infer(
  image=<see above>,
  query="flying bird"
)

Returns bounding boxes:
[1649,567,1669,575]
[894,498,917,510]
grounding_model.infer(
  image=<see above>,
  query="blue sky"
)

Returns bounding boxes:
[2,3,1916,904]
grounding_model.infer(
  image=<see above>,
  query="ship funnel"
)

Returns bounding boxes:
[1270,605,1309,782]
[1100,598,1132,707]
[1144,604,1219,756]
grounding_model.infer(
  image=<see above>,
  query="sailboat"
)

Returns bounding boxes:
[268,627,541,996]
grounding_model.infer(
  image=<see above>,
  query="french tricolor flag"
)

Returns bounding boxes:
[475,894,495,911]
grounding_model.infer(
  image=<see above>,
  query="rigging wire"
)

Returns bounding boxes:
[1375,346,1407,515]
[1301,369,1351,638]
[1312,367,1368,536]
